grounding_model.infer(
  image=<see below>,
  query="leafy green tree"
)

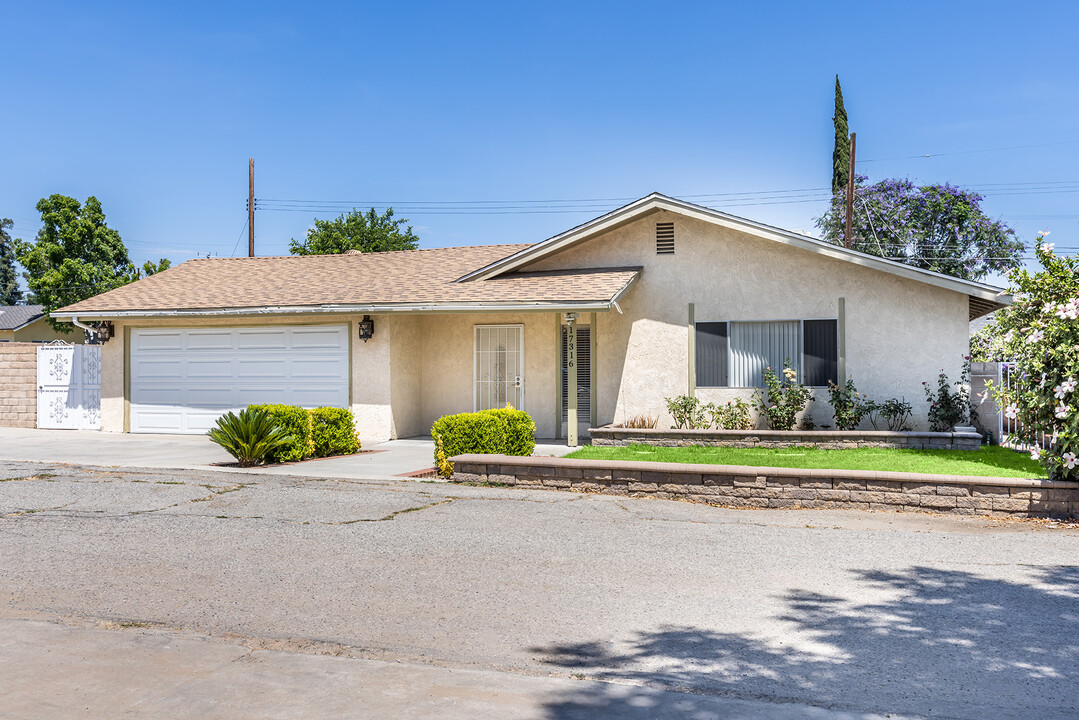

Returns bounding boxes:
[0,218,23,305]
[832,75,849,195]
[815,175,1024,281]
[289,207,419,255]
[15,195,170,333]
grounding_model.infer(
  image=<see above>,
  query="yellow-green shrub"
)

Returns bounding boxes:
[248,404,313,462]
[309,407,360,457]
[431,405,536,468]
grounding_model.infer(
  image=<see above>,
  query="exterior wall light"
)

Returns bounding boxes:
[358,315,375,342]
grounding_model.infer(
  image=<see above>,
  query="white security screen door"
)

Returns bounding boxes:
[37,343,101,430]
[474,325,524,411]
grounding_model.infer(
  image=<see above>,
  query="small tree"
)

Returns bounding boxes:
[987,237,1079,479]
[0,218,22,305]
[15,195,169,332]
[289,207,419,255]
[815,176,1024,282]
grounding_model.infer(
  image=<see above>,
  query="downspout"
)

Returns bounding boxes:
[70,317,95,338]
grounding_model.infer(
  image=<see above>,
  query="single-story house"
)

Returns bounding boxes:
[0,305,83,343]
[51,193,1009,441]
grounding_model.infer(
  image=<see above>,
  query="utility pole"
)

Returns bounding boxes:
[247,158,255,257]
[844,133,856,248]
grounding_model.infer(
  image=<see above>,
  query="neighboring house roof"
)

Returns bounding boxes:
[0,305,45,331]
[459,193,1010,319]
[52,244,642,318]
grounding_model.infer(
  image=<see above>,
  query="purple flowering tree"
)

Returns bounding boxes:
[815,175,1024,282]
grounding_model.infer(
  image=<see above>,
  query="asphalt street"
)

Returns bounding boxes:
[1,460,1076,719]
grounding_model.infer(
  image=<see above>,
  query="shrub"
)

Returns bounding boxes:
[434,435,454,479]
[754,359,812,431]
[827,378,869,430]
[922,370,972,432]
[615,415,659,429]
[664,395,707,429]
[207,407,294,467]
[309,407,360,457]
[986,238,1079,478]
[431,404,536,466]
[707,398,754,430]
[866,398,914,431]
[248,404,314,462]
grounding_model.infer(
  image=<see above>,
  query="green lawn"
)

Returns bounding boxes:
[566,444,1045,479]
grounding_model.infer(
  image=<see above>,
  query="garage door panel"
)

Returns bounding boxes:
[235,329,289,350]
[185,330,235,351]
[132,330,184,352]
[185,358,236,378]
[132,359,184,380]
[130,325,349,435]
[290,327,348,348]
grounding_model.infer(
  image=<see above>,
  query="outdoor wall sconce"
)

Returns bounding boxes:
[93,322,115,344]
[358,315,375,342]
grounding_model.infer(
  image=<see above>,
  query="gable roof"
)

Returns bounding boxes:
[0,305,45,331]
[52,244,641,318]
[458,192,1010,318]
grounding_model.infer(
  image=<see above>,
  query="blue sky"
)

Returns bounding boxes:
[3,1,1078,281]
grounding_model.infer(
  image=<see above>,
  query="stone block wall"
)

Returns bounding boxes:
[451,454,1079,520]
[589,426,982,451]
[0,343,37,428]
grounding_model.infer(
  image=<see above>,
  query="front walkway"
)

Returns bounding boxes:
[0,428,574,479]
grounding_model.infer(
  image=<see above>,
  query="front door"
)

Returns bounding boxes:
[474,325,524,411]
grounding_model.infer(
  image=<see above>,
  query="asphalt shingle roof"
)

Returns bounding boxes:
[56,245,641,314]
[0,305,45,330]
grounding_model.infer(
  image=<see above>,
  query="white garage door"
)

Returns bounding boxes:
[130,325,349,434]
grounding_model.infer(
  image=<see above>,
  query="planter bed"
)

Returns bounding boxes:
[589,425,983,451]
[449,454,1079,520]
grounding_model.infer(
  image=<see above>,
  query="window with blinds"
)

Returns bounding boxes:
[561,325,591,427]
[695,319,838,388]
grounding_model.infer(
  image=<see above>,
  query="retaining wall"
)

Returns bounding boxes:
[450,454,1078,519]
[0,343,37,428]
[589,426,982,451]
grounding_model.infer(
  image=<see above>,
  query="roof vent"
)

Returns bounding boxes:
[656,222,675,254]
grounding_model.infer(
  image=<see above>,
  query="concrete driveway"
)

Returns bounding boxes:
[0,427,573,479]
[1,459,1076,719]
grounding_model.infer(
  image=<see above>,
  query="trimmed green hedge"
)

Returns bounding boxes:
[310,407,360,457]
[431,406,536,463]
[249,404,313,462]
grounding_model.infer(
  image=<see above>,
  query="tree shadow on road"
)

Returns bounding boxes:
[533,565,1079,719]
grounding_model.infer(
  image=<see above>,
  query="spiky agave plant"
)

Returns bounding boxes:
[207,407,294,467]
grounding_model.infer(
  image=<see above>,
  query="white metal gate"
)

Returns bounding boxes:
[474,325,524,411]
[37,343,101,430]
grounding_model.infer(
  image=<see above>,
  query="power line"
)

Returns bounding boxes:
[859,138,1079,163]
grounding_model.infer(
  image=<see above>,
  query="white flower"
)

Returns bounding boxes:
[1055,403,1069,419]
[1038,229,1051,237]
[1045,302,1058,314]
[1027,329,1044,344]
[1042,242,1056,253]
[1055,385,1068,400]
[1030,448,1041,461]
[1063,452,1077,470]
[1004,403,1018,419]
[1063,378,1077,394]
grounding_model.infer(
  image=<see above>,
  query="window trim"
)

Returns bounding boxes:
[693,317,839,389]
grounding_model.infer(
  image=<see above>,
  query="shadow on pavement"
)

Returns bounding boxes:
[533,565,1079,720]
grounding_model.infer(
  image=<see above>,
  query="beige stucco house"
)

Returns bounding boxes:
[0,305,83,343]
[52,193,1008,442]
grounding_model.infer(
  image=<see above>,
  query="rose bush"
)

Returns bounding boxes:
[987,236,1079,479]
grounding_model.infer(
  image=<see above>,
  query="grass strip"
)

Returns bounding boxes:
[566,444,1045,479]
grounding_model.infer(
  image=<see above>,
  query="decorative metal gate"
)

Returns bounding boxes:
[36,342,101,430]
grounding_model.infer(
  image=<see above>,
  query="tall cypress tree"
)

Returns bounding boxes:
[832,75,849,195]
[0,219,23,306]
